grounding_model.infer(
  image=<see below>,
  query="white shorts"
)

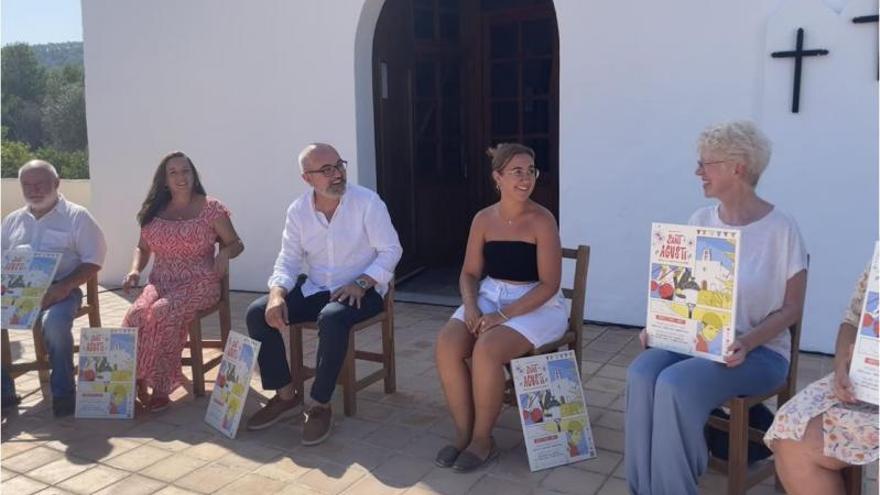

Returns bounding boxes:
[451,277,568,348]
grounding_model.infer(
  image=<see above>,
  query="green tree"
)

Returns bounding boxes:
[43,78,87,151]
[1,44,46,102]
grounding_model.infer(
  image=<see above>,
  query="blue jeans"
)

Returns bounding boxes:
[246,283,384,404]
[624,346,788,495]
[42,287,82,399]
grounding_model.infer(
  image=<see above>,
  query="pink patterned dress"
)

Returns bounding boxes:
[123,197,229,395]
[764,267,879,465]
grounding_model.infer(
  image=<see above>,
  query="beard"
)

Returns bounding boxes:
[25,191,59,212]
[326,179,347,197]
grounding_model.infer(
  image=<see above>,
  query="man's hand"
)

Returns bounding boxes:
[724,339,751,368]
[265,289,289,331]
[331,283,366,309]
[833,344,857,403]
[41,282,71,309]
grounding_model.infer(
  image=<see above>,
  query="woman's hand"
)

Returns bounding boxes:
[724,339,751,368]
[833,344,858,403]
[463,305,483,335]
[475,311,507,337]
[214,249,230,276]
[122,271,140,294]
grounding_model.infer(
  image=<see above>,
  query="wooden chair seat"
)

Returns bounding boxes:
[287,282,396,416]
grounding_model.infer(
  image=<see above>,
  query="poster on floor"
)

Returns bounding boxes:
[512,350,597,471]
[75,327,138,419]
[850,242,879,405]
[645,223,740,363]
[1,247,62,329]
[204,331,261,438]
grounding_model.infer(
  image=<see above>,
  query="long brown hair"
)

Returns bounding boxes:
[136,151,207,226]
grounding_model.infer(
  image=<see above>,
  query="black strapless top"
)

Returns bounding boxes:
[483,241,539,282]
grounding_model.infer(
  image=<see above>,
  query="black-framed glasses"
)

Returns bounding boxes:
[305,160,348,177]
[696,160,728,169]
[504,167,540,180]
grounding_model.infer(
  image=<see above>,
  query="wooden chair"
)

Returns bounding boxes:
[183,273,232,397]
[707,313,806,494]
[287,281,396,416]
[1,274,102,394]
[504,245,590,404]
[843,465,863,495]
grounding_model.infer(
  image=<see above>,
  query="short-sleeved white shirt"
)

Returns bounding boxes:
[689,205,808,360]
[2,195,107,281]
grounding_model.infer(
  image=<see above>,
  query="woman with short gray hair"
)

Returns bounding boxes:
[624,121,808,494]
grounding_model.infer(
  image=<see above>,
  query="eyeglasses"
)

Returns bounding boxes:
[696,160,728,169]
[504,168,540,180]
[305,160,348,177]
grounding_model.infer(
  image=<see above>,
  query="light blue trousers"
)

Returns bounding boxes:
[1,288,82,401]
[624,346,788,495]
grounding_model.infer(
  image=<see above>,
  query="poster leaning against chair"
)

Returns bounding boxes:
[75,327,138,419]
[512,350,597,471]
[1,246,62,329]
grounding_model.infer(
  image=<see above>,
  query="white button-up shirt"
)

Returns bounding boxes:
[269,184,402,297]
[2,195,107,280]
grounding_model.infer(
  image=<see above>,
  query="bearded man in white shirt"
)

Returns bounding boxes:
[245,143,402,445]
[1,160,107,417]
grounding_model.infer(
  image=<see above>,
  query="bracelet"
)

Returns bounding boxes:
[497,308,510,321]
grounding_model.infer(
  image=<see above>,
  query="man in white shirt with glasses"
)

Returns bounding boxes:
[245,143,402,445]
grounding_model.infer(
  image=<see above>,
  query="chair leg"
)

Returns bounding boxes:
[843,465,863,495]
[289,326,306,401]
[382,314,395,394]
[727,400,749,495]
[32,320,50,384]
[1,329,12,376]
[340,332,357,416]
[189,320,206,397]
[219,301,231,348]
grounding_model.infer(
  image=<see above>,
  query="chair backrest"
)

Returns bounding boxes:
[219,273,230,304]
[562,245,590,364]
[384,280,395,312]
[780,260,809,404]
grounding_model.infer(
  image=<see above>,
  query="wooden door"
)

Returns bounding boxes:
[479,3,559,216]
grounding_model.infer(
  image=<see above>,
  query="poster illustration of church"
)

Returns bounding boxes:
[646,223,740,362]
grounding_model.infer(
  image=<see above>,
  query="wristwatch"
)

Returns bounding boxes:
[354,278,370,290]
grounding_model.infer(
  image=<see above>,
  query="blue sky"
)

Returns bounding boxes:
[2,0,82,46]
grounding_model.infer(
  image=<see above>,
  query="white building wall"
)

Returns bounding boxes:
[83,0,877,353]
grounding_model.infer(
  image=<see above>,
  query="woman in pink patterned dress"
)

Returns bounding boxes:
[765,265,878,494]
[122,151,243,412]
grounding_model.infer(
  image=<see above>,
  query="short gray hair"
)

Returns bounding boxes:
[18,160,60,179]
[297,142,336,173]
[697,120,772,186]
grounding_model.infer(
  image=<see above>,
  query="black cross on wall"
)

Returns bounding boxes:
[771,28,829,113]
[852,14,879,80]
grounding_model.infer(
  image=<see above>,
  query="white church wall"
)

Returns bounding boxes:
[83,0,369,291]
[762,0,879,351]
[83,0,876,352]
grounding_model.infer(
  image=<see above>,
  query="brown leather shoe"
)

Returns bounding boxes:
[301,404,332,446]
[246,392,302,431]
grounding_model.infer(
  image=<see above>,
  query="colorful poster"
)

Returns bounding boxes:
[646,223,740,363]
[1,247,62,329]
[75,328,138,419]
[850,242,879,405]
[511,350,597,472]
[205,332,261,439]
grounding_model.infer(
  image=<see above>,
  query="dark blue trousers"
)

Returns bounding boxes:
[246,283,383,404]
